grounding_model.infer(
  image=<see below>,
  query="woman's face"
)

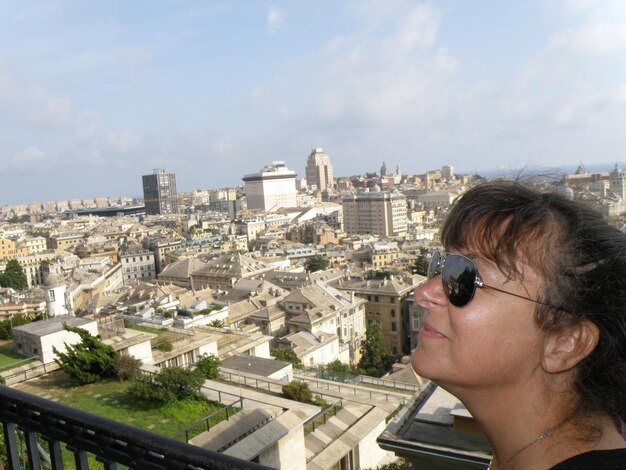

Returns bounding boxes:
[411,250,548,393]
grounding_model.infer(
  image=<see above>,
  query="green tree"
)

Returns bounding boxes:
[358,323,387,376]
[53,323,118,384]
[195,354,219,379]
[271,348,303,369]
[113,354,142,381]
[0,314,34,340]
[304,255,329,273]
[128,367,204,403]
[0,259,27,290]
[411,248,430,276]
[282,381,312,403]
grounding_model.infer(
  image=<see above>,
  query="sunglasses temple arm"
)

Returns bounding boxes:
[480,282,550,307]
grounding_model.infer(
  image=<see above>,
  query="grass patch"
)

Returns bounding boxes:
[126,325,186,349]
[16,371,226,440]
[0,343,36,369]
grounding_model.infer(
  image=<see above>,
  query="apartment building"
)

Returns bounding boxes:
[342,190,407,237]
[120,243,156,284]
[242,161,297,211]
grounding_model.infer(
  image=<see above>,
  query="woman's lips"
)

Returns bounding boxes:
[419,323,447,339]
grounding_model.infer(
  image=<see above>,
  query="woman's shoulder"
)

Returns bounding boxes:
[550,448,626,469]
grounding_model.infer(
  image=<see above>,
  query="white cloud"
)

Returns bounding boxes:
[267,7,285,33]
[106,129,142,155]
[22,86,73,128]
[549,19,626,55]
[6,146,53,172]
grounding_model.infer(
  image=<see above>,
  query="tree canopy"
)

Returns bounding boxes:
[53,323,118,384]
[128,367,204,403]
[411,247,430,276]
[304,255,329,273]
[0,260,27,290]
[271,348,303,369]
[359,323,385,368]
[282,381,312,403]
[195,353,220,379]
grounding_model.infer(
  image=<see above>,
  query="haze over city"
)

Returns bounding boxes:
[2,0,626,205]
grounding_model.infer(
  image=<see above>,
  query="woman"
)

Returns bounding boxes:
[411,180,626,469]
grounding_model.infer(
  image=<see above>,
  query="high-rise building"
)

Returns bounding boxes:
[342,190,407,237]
[441,165,455,181]
[242,161,297,211]
[305,148,334,191]
[142,169,179,215]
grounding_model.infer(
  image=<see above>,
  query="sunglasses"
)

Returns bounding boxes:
[428,250,551,308]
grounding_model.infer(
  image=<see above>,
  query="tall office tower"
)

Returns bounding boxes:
[242,161,297,211]
[342,190,407,237]
[142,169,179,215]
[441,165,455,181]
[305,148,334,191]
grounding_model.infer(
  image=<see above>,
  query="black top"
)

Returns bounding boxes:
[550,449,626,469]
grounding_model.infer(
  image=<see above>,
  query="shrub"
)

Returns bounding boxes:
[312,395,328,407]
[113,354,142,381]
[195,354,219,379]
[128,367,204,403]
[157,339,173,352]
[282,381,312,403]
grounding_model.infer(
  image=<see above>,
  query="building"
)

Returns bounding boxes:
[120,243,156,284]
[12,315,98,364]
[305,148,334,191]
[242,161,297,211]
[142,169,179,215]
[342,190,407,237]
[378,382,492,469]
[334,274,425,355]
[441,164,455,181]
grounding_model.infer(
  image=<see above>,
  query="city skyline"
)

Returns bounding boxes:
[2,1,626,205]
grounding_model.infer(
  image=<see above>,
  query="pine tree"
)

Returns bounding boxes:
[53,323,118,384]
[0,259,27,290]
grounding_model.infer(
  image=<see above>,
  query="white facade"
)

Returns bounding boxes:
[13,316,98,364]
[243,162,297,211]
[44,274,69,317]
[120,246,156,284]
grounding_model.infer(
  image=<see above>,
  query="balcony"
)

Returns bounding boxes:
[0,385,270,470]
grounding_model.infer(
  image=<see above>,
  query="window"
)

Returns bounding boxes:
[374,296,379,302]
[391,322,397,332]
[390,309,395,317]
[367,295,372,301]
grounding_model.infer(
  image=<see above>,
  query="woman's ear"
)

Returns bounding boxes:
[542,321,600,374]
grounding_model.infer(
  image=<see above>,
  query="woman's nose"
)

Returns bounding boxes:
[414,275,446,308]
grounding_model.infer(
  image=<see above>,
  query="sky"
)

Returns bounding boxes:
[2,0,626,205]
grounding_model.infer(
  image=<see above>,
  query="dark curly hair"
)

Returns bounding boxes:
[441,180,626,429]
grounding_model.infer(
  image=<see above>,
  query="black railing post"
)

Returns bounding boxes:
[25,430,42,469]
[3,422,20,470]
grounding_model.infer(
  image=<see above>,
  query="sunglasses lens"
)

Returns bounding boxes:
[442,255,478,307]
[428,250,442,279]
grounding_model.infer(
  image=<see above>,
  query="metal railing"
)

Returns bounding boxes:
[0,385,271,470]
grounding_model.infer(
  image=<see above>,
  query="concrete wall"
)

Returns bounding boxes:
[198,342,219,357]
[126,341,153,363]
[250,340,270,358]
[259,421,306,470]
[357,416,390,468]
[14,320,98,364]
